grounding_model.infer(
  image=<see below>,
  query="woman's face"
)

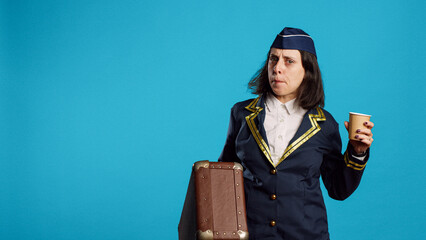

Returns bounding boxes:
[268,48,305,103]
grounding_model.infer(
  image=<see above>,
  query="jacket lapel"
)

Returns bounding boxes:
[275,107,326,166]
[245,97,327,168]
[244,96,275,168]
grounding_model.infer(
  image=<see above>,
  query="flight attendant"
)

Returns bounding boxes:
[219,27,374,240]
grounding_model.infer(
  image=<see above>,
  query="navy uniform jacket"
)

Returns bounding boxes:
[218,96,369,240]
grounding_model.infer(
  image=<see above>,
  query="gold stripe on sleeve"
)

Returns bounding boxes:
[343,151,367,170]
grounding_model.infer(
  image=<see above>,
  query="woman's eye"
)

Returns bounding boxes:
[286,59,295,64]
[270,56,278,61]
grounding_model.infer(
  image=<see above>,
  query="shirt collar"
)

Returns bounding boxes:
[265,93,300,115]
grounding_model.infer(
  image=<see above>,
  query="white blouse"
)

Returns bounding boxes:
[264,94,307,166]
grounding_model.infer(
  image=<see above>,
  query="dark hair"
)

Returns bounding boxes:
[248,50,325,109]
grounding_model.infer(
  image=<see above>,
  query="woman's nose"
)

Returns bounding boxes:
[273,59,285,74]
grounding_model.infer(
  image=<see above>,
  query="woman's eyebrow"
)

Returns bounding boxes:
[283,55,295,59]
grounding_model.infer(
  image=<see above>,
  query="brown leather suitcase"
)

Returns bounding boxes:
[178,161,248,240]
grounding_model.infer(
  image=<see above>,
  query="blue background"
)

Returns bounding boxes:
[1,0,425,239]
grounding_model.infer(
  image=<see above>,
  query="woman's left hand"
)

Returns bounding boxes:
[344,121,374,154]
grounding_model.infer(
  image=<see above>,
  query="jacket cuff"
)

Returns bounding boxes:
[343,144,370,171]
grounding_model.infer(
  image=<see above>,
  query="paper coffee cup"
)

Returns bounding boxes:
[349,112,371,141]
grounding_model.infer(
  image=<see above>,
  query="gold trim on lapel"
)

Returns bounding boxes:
[276,107,326,166]
[244,97,274,168]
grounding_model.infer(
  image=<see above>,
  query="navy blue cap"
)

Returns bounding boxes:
[271,27,316,57]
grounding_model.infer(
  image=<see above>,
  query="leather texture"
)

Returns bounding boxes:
[179,161,248,240]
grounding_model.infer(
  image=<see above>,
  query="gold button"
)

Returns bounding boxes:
[270,169,277,175]
[270,220,276,226]
[270,194,277,200]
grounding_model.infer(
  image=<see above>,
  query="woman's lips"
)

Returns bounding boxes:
[272,79,285,83]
